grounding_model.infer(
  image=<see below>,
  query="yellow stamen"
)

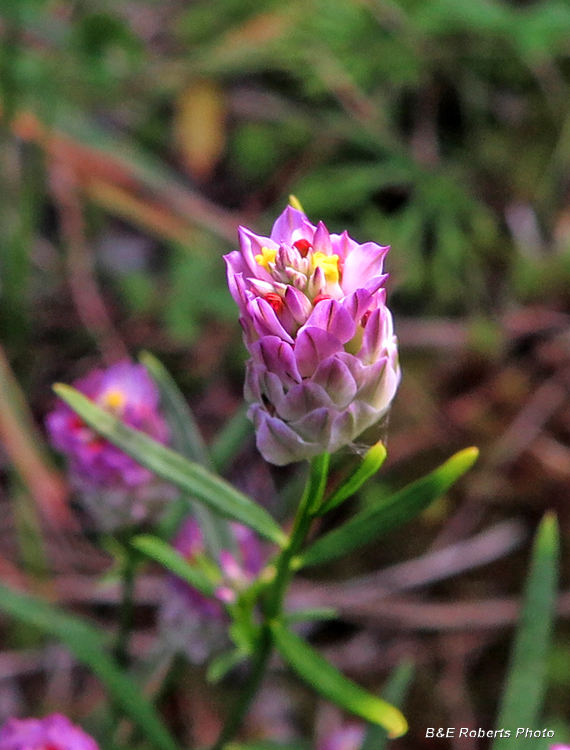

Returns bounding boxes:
[102,389,126,411]
[312,251,340,283]
[254,246,277,271]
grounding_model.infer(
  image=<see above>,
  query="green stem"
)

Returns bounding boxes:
[210,454,330,750]
[113,537,140,669]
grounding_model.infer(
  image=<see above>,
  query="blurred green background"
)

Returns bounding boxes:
[3,0,570,747]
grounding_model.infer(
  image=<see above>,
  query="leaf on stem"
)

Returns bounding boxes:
[318,441,387,515]
[0,583,180,750]
[299,447,479,568]
[131,534,217,597]
[140,351,234,554]
[492,512,559,750]
[284,607,338,625]
[360,658,415,750]
[271,621,407,738]
[53,385,286,547]
[207,648,248,683]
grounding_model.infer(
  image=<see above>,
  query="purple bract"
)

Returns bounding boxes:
[0,714,99,750]
[225,206,400,465]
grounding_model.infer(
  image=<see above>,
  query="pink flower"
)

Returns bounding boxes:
[0,714,99,750]
[225,206,400,465]
[46,360,172,529]
[47,360,168,488]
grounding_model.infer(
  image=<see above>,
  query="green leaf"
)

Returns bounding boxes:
[271,621,407,738]
[299,447,479,568]
[131,534,217,597]
[0,583,180,750]
[140,351,211,467]
[210,404,253,473]
[283,607,338,625]
[53,385,286,547]
[207,648,247,683]
[361,658,415,750]
[306,453,330,514]
[492,513,559,750]
[140,351,234,555]
[318,441,387,515]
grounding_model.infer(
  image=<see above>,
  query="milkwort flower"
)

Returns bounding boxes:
[160,517,264,663]
[0,714,99,750]
[225,206,400,465]
[46,360,172,530]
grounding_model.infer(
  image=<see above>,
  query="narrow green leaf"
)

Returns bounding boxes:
[0,583,180,750]
[207,648,247,683]
[300,447,479,568]
[132,534,216,597]
[492,513,559,750]
[284,607,338,625]
[140,351,234,555]
[53,385,286,547]
[361,659,415,750]
[140,351,211,467]
[306,453,330,514]
[210,404,253,472]
[318,442,387,515]
[271,621,407,738]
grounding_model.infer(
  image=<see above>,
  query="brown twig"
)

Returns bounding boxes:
[0,345,72,529]
[49,158,129,365]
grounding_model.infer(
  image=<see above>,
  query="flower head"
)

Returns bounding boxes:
[225,206,400,464]
[0,714,99,750]
[46,360,172,529]
[160,517,264,662]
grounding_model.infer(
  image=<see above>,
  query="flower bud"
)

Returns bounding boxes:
[225,207,400,465]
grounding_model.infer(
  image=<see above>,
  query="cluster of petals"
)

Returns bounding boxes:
[0,714,99,750]
[225,206,400,464]
[46,361,169,489]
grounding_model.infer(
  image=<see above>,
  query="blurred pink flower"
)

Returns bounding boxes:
[47,360,173,529]
[225,206,400,465]
[0,714,99,750]
[318,723,365,750]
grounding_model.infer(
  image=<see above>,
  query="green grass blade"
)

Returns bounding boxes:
[492,512,559,750]
[271,621,407,738]
[132,534,217,597]
[318,441,387,515]
[0,583,181,750]
[361,658,415,750]
[299,448,479,568]
[140,351,234,554]
[53,384,286,547]
[210,404,253,472]
[140,351,211,467]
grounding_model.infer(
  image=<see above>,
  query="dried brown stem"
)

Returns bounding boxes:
[50,159,128,365]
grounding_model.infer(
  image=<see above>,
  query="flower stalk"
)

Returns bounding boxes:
[210,454,330,750]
